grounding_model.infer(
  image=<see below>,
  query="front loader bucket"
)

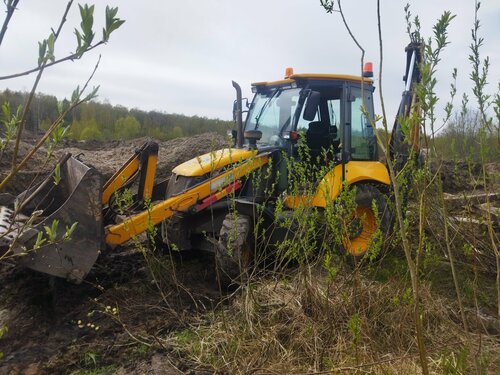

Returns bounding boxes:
[3,155,103,283]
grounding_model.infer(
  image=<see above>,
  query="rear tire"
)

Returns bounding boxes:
[342,185,392,259]
[216,213,253,287]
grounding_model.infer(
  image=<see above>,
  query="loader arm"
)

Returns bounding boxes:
[389,40,423,172]
[105,153,269,245]
[102,141,159,205]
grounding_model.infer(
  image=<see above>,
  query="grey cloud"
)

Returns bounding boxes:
[0,0,498,124]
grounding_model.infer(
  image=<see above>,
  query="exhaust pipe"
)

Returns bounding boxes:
[232,80,244,148]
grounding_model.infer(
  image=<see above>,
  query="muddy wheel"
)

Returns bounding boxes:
[342,185,392,258]
[216,213,253,286]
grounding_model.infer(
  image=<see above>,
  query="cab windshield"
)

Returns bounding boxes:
[245,87,302,146]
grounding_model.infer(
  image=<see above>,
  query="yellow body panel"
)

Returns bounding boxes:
[106,154,269,245]
[172,148,258,177]
[285,161,390,209]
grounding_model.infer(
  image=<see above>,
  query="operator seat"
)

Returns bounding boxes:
[306,121,332,161]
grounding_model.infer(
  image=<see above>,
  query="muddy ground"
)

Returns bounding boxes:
[0,134,498,374]
[0,133,229,374]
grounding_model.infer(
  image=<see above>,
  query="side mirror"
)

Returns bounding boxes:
[303,91,320,121]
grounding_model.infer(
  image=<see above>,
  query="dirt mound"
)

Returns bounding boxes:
[55,133,227,181]
[438,160,499,193]
[0,141,53,195]
[0,133,227,195]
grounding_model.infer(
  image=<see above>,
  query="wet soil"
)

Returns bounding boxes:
[0,133,227,374]
[0,249,223,374]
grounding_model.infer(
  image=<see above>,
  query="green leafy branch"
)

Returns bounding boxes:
[0,55,102,192]
[33,219,78,249]
[469,1,492,129]
[0,0,20,47]
[0,102,22,153]
[103,5,125,42]
[319,0,336,13]
[0,4,124,81]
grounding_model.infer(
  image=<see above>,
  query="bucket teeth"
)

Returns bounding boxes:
[0,206,22,246]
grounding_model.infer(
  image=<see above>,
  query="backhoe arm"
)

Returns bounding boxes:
[389,40,423,172]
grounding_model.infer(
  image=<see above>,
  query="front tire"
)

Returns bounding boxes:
[216,213,253,286]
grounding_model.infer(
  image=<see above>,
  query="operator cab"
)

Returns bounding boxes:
[242,73,377,164]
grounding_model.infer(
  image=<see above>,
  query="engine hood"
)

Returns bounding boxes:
[172,148,258,177]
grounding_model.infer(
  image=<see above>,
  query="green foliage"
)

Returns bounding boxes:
[440,348,469,375]
[347,313,361,346]
[44,219,59,242]
[63,222,78,242]
[80,122,104,141]
[103,6,125,42]
[67,348,118,375]
[69,119,85,139]
[434,111,497,162]
[0,90,233,141]
[0,325,7,360]
[37,32,56,66]
[0,101,21,150]
[84,350,97,367]
[53,163,61,185]
[115,115,141,139]
[75,4,95,56]
[40,119,51,131]
[431,1,499,164]
[319,0,335,13]
[33,231,46,249]
[112,187,134,216]
[411,9,456,130]
[46,122,71,158]
[170,125,184,138]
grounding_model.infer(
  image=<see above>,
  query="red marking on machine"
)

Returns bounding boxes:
[194,180,243,212]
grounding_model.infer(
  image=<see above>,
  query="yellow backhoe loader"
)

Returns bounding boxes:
[0,40,422,283]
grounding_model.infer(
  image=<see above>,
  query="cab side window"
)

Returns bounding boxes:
[350,88,376,160]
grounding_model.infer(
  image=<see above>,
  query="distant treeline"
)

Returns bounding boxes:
[0,89,233,141]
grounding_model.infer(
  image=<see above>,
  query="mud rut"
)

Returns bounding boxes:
[0,133,228,374]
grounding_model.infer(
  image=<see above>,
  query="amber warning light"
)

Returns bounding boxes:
[285,67,294,78]
[363,62,373,78]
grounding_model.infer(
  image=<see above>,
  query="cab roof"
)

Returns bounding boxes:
[251,73,373,88]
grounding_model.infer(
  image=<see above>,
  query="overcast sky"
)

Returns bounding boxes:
[0,0,499,125]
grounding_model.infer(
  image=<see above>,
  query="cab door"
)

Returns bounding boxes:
[344,84,378,163]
